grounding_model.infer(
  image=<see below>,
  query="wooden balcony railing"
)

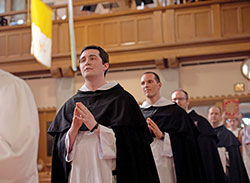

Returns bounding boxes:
[0,0,250,77]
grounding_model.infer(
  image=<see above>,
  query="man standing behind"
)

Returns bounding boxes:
[171,89,225,183]
[208,106,249,183]
[0,69,39,183]
[48,46,159,183]
[140,71,206,183]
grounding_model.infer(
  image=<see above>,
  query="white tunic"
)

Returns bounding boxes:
[141,97,176,183]
[0,69,39,183]
[65,82,117,183]
[228,128,241,138]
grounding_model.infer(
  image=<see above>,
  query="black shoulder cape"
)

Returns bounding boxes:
[189,110,226,183]
[141,104,207,183]
[214,125,249,183]
[48,84,159,183]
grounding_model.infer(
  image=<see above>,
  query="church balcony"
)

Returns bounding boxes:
[0,0,250,78]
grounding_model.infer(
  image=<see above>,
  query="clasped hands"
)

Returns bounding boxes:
[72,102,97,132]
[147,118,164,139]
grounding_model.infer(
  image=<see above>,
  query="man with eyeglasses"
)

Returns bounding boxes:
[171,89,226,183]
[140,71,206,183]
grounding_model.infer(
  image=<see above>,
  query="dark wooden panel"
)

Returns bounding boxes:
[8,34,20,56]
[87,24,102,45]
[194,11,211,38]
[120,20,135,45]
[75,25,86,52]
[103,22,119,47]
[137,17,153,44]
[0,36,6,58]
[176,12,193,40]
[221,8,238,35]
[21,32,31,55]
[242,6,250,34]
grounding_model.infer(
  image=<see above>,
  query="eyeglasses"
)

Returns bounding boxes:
[172,98,187,101]
[226,119,237,123]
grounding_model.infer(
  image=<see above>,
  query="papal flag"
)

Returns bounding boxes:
[31,0,52,67]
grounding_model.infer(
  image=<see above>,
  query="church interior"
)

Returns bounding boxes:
[0,0,250,182]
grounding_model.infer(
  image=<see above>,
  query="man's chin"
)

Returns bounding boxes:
[212,121,220,125]
[83,73,95,79]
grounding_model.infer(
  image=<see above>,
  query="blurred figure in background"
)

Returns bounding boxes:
[135,0,155,9]
[208,106,249,183]
[171,89,225,183]
[227,113,250,179]
[0,69,39,183]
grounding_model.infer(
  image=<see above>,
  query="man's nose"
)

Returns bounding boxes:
[85,58,91,64]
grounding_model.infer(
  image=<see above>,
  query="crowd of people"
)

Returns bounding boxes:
[1,45,250,183]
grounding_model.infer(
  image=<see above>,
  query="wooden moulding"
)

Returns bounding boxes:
[189,93,250,107]
[38,107,56,112]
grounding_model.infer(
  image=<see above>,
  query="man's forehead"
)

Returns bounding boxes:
[142,73,155,80]
[173,91,183,96]
[209,107,220,113]
[80,49,100,59]
[172,91,184,98]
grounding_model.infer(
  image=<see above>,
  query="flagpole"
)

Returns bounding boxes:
[27,0,30,25]
[68,0,77,72]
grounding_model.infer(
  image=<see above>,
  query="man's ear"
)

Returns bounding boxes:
[103,63,109,71]
[158,82,162,89]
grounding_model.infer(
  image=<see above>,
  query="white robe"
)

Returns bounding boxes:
[228,128,241,138]
[141,97,176,183]
[65,82,117,183]
[0,69,39,183]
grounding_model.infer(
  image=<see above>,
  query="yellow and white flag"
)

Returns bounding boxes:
[31,0,52,67]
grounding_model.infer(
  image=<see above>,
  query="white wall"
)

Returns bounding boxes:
[26,78,56,108]
[180,61,250,98]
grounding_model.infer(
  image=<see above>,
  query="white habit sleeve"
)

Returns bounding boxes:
[98,125,116,159]
[65,125,116,162]
[161,133,173,157]
[218,147,227,173]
